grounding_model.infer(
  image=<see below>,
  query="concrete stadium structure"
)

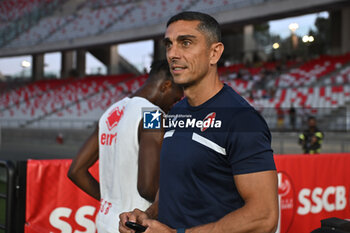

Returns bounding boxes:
[1,0,350,158]
[0,0,349,80]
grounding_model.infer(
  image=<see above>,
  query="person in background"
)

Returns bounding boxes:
[289,104,296,130]
[299,116,324,154]
[67,60,183,233]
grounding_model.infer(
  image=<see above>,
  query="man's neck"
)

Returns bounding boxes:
[184,71,223,107]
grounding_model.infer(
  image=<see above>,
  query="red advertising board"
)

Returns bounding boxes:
[275,153,350,233]
[25,154,350,233]
[25,159,99,233]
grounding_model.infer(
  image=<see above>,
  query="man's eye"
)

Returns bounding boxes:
[164,42,172,49]
[182,40,191,47]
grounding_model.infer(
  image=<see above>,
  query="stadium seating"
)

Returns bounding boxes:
[0,0,44,22]
[274,54,350,88]
[323,65,350,85]
[5,15,75,48]
[1,48,350,130]
[7,0,199,46]
[42,75,146,128]
[46,3,135,42]
[216,54,350,130]
[188,0,264,14]
[0,0,284,49]
[0,74,142,128]
[87,0,134,9]
[0,79,67,110]
[250,84,350,130]
[105,0,197,33]
[219,61,280,94]
[0,22,10,31]
[225,78,254,95]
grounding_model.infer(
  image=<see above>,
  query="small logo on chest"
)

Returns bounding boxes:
[106,106,125,131]
[201,112,216,132]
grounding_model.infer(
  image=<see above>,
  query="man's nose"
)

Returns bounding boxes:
[167,45,180,61]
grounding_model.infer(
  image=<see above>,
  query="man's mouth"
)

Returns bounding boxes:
[171,66,186,73]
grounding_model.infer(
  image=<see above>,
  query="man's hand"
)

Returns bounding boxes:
[119,208,149,233]
[141,219,176,233]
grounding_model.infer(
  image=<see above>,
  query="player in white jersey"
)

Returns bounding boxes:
[68,60,183,233]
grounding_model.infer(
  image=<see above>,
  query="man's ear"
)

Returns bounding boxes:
[160,80,172,93]
[209,42,224,65]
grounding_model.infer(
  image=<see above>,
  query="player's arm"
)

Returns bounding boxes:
[140,171,278,233]
[188,170,278,233]
[67,126,100,201]
[144,190,159,219]
[137,118,164,202]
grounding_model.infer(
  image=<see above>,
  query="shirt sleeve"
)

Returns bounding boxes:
[226,108,276,175]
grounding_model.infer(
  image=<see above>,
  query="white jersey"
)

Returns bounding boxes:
[96,96,160,233]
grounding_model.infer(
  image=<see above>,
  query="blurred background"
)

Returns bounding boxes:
[0,0,350,161]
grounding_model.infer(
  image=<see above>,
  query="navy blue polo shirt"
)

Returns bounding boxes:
[158,84,275,229]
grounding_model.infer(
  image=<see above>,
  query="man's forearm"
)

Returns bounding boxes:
[68,127,100,200]
[144,190,159,219]
[186,171,279,233]
[145,199,159,219]
[186,204,278,233]
[68,170,100,201]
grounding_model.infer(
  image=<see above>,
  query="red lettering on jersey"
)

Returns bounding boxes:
[99,199,112,215]
[101,133,106,145]
[109,133,116,145]
[100,133,117,146]
[106,106,125,131]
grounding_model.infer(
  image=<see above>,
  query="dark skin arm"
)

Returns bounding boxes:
[67,127,100,201]
[137,119,164,202]
[68,117,164,203]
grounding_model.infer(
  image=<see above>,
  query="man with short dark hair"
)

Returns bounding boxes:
[68,60,183,233]
[120,11,278,233]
